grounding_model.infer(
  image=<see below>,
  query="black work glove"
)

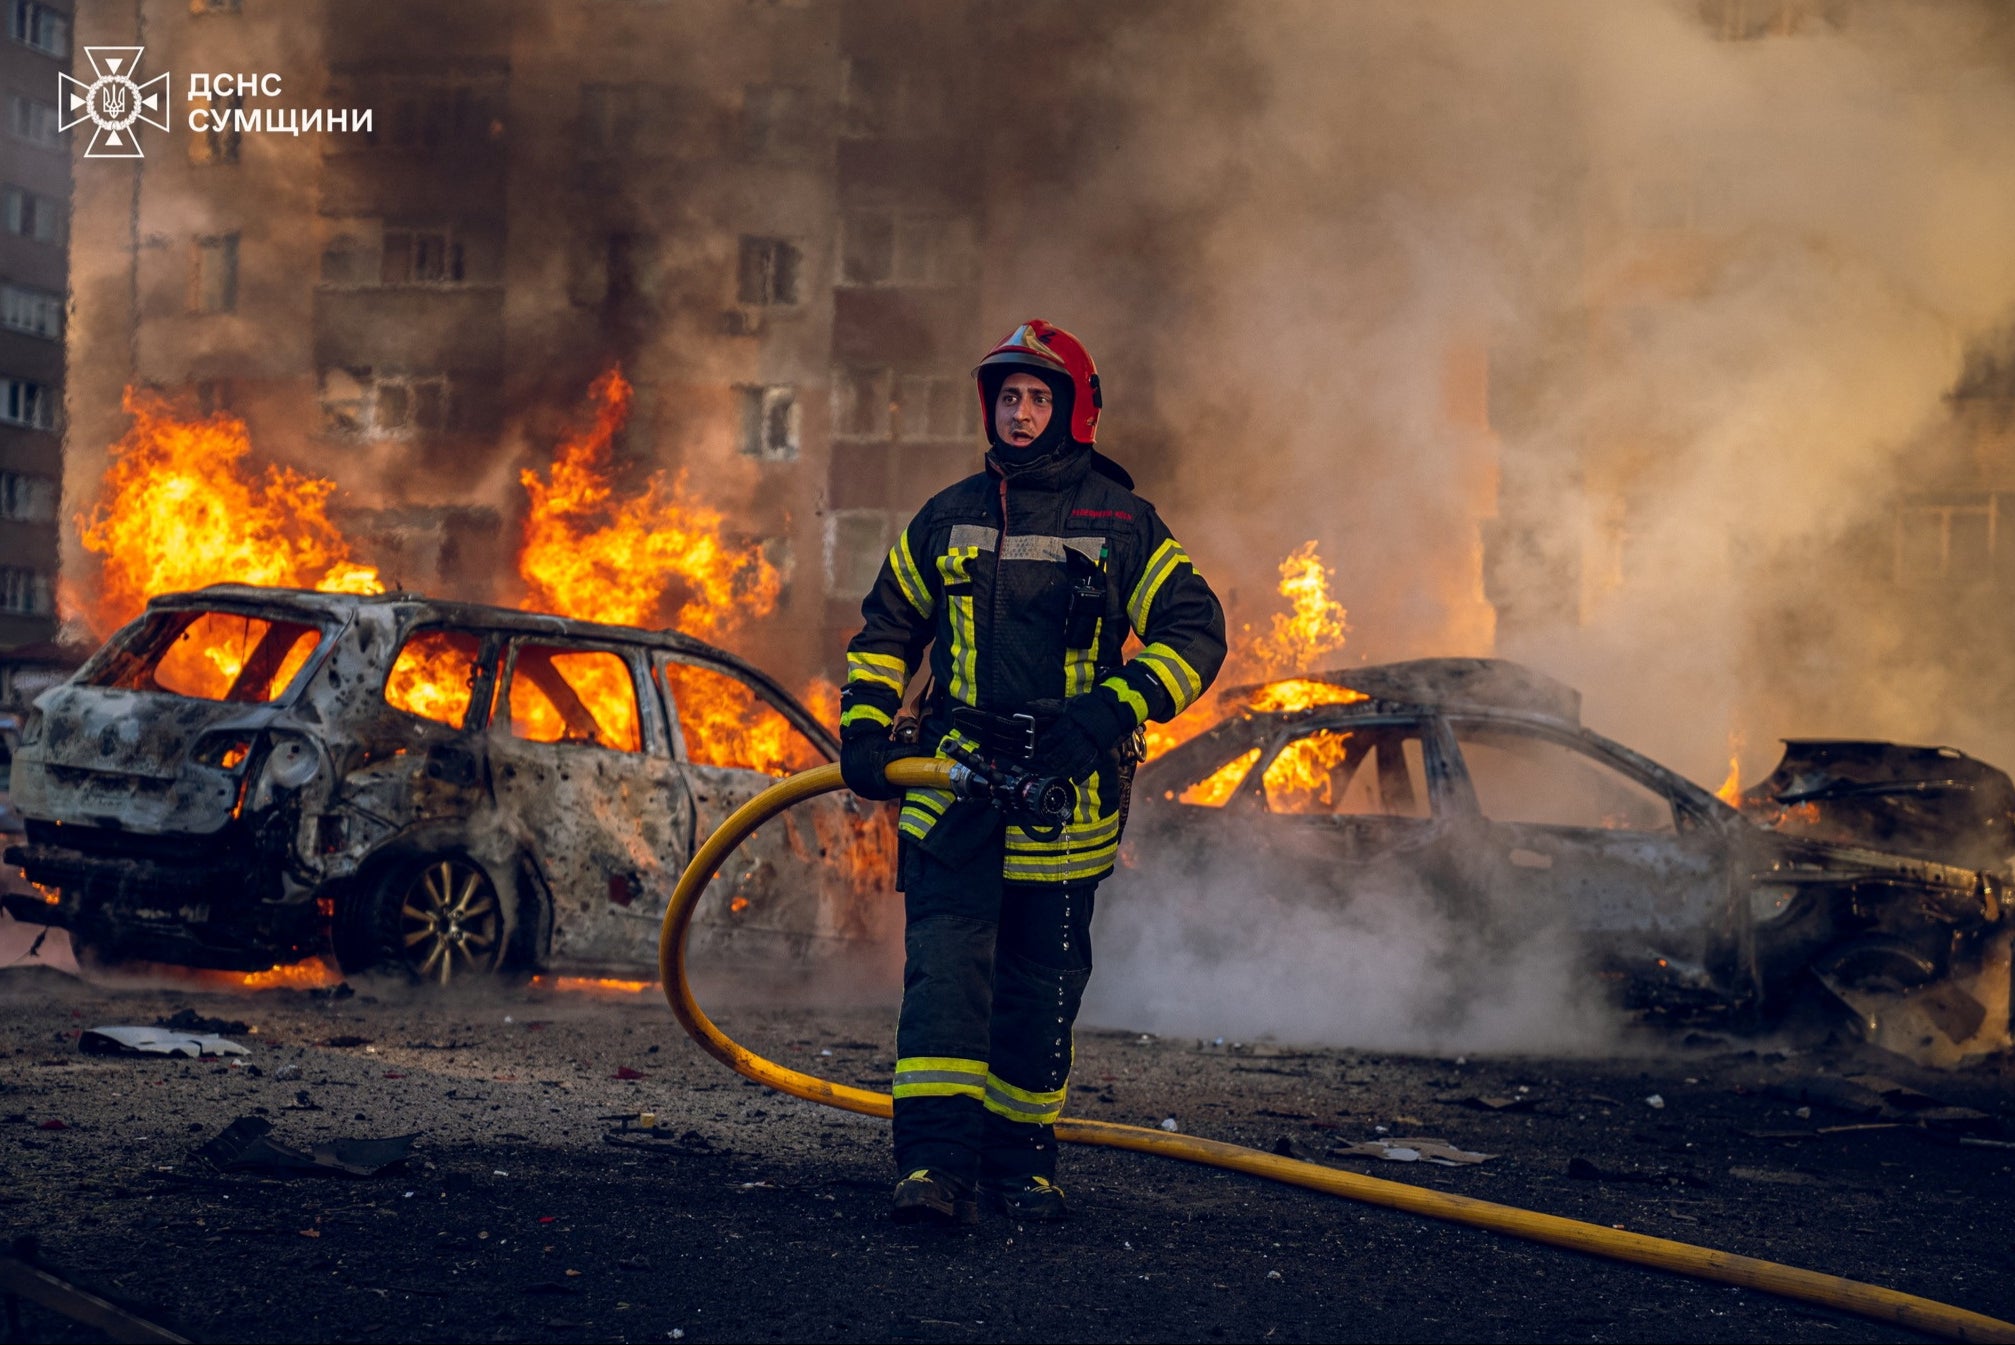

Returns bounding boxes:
[840,734,914,802]
[1029,692,1134,785]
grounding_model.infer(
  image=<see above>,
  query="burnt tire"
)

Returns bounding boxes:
[334,853,509,987]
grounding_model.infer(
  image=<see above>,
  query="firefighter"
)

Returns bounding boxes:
[838,319,1227,1224]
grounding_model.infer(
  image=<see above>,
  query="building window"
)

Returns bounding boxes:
[0,470,55,522]
[9,2,67,57]
[1896,494,1997,585]
[739,385,798,462]
[0,378,54,430]
[840,60,946,140]
[191,234,240,313]
[0,566,51,615]
[190,0,243,13]
[188,89,242,164]
[740,84,809,158]
[833,366,891,440]
[321,368,452,438]
[736,236,800,307]
[381,227,465,285]
[0,284,60,340]
[8,96,60,149]
[840,212,975,287]
[825,511,891,597]
[3,185,61,244]
[897,375,974,441]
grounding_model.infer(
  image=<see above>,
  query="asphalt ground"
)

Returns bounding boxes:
[1,915,2012,1344]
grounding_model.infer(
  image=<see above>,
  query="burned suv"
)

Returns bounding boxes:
[1,586,891,983]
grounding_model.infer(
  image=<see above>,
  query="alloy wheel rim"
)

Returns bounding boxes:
[398,859,501,985]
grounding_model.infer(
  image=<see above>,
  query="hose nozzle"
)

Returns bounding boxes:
[943,741,1075,841]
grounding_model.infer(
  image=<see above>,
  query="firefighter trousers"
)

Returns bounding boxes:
[891,826,1097,1188]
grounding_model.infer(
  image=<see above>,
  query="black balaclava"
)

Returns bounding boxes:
[982,365,1077,468]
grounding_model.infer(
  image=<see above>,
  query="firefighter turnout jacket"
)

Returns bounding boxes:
[840,446,1226,885]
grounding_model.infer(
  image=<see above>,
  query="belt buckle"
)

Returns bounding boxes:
[1011,712,1037,762]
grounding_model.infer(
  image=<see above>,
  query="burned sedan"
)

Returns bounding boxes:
[0,586,892,983]
[1120,658,2013,1062]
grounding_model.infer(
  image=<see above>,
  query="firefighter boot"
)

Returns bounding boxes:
[983,1175,1070,1222]
[890,1169,978,1226]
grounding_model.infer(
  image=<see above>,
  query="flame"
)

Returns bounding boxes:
[77,389,382,638]
[519,369,780,637]
[1145,541,1354,758]
[1715,731,1745,804]
[1261,730,1355,812]
[1176,747,1261,807]
[532,975,655,994]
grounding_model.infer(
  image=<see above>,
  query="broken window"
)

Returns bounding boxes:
[502,644,641,753]
[736,236,801,306]
[1452,724,1674,833]
[320,368,452,438]
[384,627,486,729]
[1261,728,1430,818]
[1176,747,1262,808]
[87,610,324,704]
[659,660,822,774]
[192,234,239,313]
[0,283,59,339]
[739,385,798,461]
[0,377,53,429]
[3,184,62,244]
[0,470,55,522]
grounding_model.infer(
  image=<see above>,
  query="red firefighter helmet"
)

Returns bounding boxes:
[974,319,1103,445]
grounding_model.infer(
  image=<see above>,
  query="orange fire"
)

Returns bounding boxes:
[77,389,383,639]
[519,369,780,638]
[532,975,656,995]
[1145,540,1356,758]
[1715,731,1745,804]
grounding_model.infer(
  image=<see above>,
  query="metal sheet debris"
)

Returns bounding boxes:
[78,1026,249,1058]
[192,1115,417,1176]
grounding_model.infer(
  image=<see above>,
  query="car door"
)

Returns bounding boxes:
[652,652,895,960]
[1442,717,1728,970]
[487,637,691,968]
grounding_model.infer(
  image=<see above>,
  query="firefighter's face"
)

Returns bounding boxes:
[994,372,1054,448]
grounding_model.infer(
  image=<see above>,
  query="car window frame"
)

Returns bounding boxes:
[1249,714,1446,823]
[492,635,665,758]
[1442,714,1685,836]
[378,622,503,735]
[649,650,828,772]
[79,601,347,709]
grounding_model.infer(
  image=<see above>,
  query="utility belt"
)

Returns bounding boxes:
[949,704,1060,764]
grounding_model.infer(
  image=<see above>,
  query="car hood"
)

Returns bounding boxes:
[1738,740,2015,874]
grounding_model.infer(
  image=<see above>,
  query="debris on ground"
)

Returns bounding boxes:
[154,1008,250,1035]
[1329,1137,1495,1166]
[191,1116,418,1177]
[1566,1156,1707,1187]
[1439,1092,1538,1112]
[78,1026,249,1059]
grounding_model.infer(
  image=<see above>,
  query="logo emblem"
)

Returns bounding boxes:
[58,47,170,159]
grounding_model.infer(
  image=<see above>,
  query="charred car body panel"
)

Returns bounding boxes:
[1122,659,2010,1059]
[2,586,891,979]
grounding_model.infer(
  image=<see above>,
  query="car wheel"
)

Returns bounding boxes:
[336,854,508,986]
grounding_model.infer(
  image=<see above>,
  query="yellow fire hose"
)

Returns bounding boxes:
[658,759,2015,1343]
